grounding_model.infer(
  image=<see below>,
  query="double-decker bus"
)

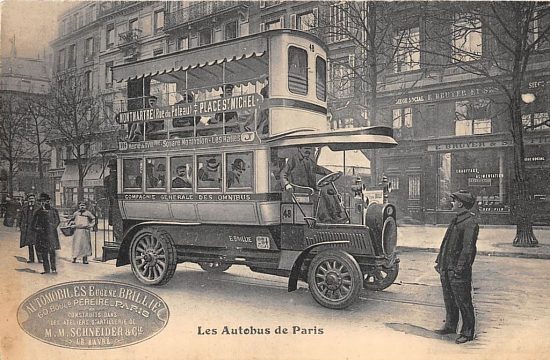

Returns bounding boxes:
[105,29,399,309]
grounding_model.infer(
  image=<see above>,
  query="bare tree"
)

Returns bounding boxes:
[19,94,51,193]
[42,75,106,202]
[419,2,550,246]
[0,92,32,195]
[317,2,420,185]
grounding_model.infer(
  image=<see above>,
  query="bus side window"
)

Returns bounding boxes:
[269,149,285,192]
[123,158,143,191]
[171,156,193,190]
[145,158,167,190]
[226,152,253,190]
[197,154,222,191]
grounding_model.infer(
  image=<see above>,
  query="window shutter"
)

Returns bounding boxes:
[348,54,355,67]
[313,8,319,27]
[290,14,297,29]
[260,22,265,32]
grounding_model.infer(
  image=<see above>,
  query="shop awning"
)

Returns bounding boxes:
[60,164,105,188]
[266,127,398,151]
[112,35,269,90]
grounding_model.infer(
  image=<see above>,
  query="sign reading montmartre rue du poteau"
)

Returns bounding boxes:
[116,94,263,125]
[17,281,169,350]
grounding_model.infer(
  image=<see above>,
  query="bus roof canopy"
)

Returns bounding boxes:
[266,127,398,151]
[112,33,268,90]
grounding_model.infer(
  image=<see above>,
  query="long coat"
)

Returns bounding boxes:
[435,210,479,276]
[71,210,95,258]
[19,203,39,247]
[279,152,331,190]
[32,206,61,251]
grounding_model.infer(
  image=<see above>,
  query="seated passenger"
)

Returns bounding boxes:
[227,159,246,188]
[214,84,238,125]
[172,165,192,189]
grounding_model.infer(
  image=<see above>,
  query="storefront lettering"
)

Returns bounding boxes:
[428,140,510,151]
[394,85,500,105]
[456,168,479,174]
[525,156,546,162]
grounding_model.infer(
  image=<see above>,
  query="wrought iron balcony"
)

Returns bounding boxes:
[119,29,142,45]
[165,1,248,31]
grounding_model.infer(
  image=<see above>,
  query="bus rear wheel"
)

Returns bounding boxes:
[362,263,399,291]
[199,261,232,272]
[307,249,362,309]
[130,227,177,285]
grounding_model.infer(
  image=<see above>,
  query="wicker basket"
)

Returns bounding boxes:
[60,226,75,237]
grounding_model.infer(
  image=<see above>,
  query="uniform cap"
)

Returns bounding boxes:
[451,190,475,207]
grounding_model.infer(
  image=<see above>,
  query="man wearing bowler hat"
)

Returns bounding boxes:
[434,190,479,344]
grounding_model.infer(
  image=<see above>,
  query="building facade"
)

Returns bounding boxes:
[0,55,51,198]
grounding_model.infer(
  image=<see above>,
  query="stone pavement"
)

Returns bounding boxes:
[397,224,550,259]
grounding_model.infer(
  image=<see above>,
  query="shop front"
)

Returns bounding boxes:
[58,163,105,210]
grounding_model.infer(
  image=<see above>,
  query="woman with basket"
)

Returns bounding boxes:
[68,202,95,264]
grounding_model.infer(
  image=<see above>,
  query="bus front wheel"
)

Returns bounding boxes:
[307,249,362,309]
[130,227,177,285]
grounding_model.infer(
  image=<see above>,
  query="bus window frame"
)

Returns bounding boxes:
[169,155,194,192]
[288,45,309,96]
[145,157,167,192]
[122,157,144,192]
[225,151,255,192]
[196,153,223,193]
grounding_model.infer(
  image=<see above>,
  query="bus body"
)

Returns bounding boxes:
[106,29,399,309]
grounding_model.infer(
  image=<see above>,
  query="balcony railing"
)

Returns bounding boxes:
[166,1,248,30]
[119,29,142,46]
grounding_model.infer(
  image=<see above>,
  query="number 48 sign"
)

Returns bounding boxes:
[281,204,294,224]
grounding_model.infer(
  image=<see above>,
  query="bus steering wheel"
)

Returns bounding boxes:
[317,172,343,188]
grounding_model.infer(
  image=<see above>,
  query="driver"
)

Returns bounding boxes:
[280,146,346,223]
[280,146,332,192]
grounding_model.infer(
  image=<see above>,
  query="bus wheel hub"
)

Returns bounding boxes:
[326,272,341,289]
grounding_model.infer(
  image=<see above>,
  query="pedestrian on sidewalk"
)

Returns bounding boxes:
[18,193,42,263]
[434,190,479,344]
[69,201,95,264]
[32,193,61,274]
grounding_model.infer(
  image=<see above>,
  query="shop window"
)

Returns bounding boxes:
[123,158,143,190]
[455,99,492,135]
[437,151,508,212]
[394,26,420,73]
[197,154,222,190]
[170,156,193,190]
[522,112,550,131]
[145,158,166,190]
[225,21,237,40]
[408,174,421,200]
[452,14,482,62]
[288,47,308,95]
[316,56,327,101]
[226,152,253,190]
[199,28,212,46]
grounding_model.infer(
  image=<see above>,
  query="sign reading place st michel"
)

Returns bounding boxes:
[116,94,263,125]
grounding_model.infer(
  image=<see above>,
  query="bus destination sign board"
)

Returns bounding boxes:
[118,132,258,152]
[116,94,263,124]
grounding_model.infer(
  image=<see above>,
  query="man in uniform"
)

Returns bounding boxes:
[434,190,479,344]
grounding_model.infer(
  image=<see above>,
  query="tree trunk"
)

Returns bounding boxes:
[7,161,14,196]
[509,73,538,247]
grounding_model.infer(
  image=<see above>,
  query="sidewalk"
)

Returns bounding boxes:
[397,225,550,260]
